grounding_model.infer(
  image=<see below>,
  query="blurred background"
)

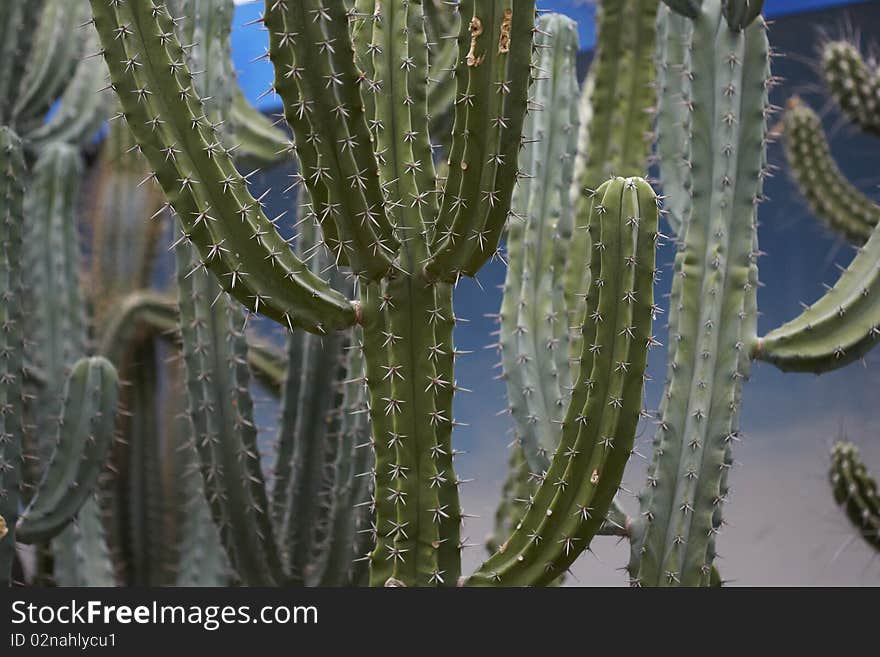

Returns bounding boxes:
[225,0,880,585]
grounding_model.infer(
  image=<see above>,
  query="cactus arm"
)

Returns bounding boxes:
[426,0,535,280]
[565,0,658,360]
[629,2,768,586]
[12,0,89,129]
[26,30,111,150]
[654,5,693,236]
[499,14,579,473]
[829,442,880,552]
[16,357,119,544]
[754,225,880,373]
[175,241,285,586]
[229,88,289,165]
[0,2,44,123]
[0,127,26,587]
[469,177,658,587]
[424,0,460,142]
[88,118,165,325]
[822,40,880,138]
[89,0,356,333]
[721,0,763,30]
[781,97,879,244]
[263,0,398,277]
[369,0,437,266]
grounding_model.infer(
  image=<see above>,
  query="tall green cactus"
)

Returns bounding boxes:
[89,0,667,588]
[0,127,27,586]
[620,0,880,587]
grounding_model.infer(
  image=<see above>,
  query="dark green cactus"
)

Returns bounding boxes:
[16,357,119,544]
[829,442,879,553]
[0,127,27,587]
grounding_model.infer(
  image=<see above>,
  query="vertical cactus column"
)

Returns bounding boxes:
[0,128,26,586]
[499,13,580,473]
[564,0,659,359]
[629,0,769,586]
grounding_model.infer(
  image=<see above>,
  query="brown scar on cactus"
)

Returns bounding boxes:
[467,17,485,67]
[0,515,7,541]
[499,9,513,53]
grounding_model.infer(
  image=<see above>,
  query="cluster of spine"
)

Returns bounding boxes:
[782,97,879,244]
[829,442,879,552]
[564,0,658,358]
[629,0,770,586]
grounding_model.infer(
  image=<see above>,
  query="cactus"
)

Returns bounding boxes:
[16,358,119,544]
[499,12,580,475]
[89,0,666,588]
[618,0,880,587]
[821,40,880,138]
[0,0,109,151]
[829,442,879,553]
[564,0,658,360]
[627,0,770,587]
[0,127,27,587]
[781,97,879,244]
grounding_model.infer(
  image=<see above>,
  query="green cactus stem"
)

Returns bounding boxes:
[829,442,879,552]
[17,357,119,544]
[629,0,769,586]
[564,0,658,360]
[0,127,26,586]
[822,40,880,138]
[499,13,579,473]
[470,176,659,587]
[753,223,880,373]
[781,97,879,244]
[654,4,692,236]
